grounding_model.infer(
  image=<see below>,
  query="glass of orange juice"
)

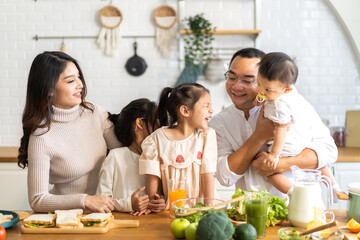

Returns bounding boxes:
[168,179,186,218]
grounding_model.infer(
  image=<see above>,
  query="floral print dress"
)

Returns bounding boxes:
[139,127,217,207]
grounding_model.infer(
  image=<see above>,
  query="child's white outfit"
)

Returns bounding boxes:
[264,86,331,158]
[96,147,146,212]
[139,127,217,206]
[263,87,335,195]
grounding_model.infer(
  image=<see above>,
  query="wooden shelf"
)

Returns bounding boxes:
[179,29,261,35]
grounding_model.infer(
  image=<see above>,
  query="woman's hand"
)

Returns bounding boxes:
[148,193,166,213]
[131,186,150,212]
[84,195,115,213]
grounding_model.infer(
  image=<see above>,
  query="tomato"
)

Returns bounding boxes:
[0,225,6,240]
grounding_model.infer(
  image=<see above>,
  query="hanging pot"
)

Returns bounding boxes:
[125,41,147,76]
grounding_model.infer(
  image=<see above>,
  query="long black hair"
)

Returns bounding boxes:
[18,51,92,168]
[156,83,209,127]
[109,98,157,147]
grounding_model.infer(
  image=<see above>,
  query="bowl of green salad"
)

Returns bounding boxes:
[278,227,311,240]
[172,198,226,223]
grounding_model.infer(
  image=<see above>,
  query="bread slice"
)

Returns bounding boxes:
[81,213,112,227]
[55,209,83,228]
[54,209,83,215]
[0,213,13,224]
[23,214,56,228]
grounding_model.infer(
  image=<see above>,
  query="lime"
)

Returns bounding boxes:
[233,223,257,240]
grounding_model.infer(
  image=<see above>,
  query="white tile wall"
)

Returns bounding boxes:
[0,0,359,146]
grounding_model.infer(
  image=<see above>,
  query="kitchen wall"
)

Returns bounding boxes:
[0,0,359,146]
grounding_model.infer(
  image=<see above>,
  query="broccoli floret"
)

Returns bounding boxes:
[196,212,234,240]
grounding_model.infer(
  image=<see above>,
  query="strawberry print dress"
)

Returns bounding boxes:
[139,127,217,207]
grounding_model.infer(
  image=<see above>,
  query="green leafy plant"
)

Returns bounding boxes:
[183,13,216,66]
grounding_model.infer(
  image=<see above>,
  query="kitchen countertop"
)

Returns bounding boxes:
[2,146,360,163]
[4,210,357,240]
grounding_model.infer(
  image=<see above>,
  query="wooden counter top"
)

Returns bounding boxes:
[2,146,360,163]
[0,146,18,162]
[4,210,358,239]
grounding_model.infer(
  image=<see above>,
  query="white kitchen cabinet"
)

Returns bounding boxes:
[330,162,360,210]
[0,162,31,211]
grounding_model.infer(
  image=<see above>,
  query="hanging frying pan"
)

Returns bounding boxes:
[125,41,147,76]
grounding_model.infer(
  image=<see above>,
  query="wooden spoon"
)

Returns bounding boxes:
[175,192,257,217]
[299,221,338,236]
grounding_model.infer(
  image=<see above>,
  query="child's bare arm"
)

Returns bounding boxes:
[267,173,293,194]
[201,172,214,205]
[268,123,289,169]
[146,175,160,200]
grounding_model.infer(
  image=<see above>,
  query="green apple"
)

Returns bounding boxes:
[185,222,198,240]
[170,218,190,239]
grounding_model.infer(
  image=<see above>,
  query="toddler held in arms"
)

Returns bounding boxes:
[97,98,165,215]
[139,83,217,210]
[255,52,341,199]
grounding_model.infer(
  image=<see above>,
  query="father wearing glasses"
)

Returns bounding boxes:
[209,48,337,199]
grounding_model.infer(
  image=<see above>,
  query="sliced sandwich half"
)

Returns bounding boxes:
[23,214,56,228]
[81,213,112,227]
[55,209,83,228]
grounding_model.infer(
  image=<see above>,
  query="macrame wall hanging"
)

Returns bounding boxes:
[97,5,122,56]
[153,5,177,57]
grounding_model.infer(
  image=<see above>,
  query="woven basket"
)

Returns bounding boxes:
[99,5,122,29]
[153,5,177,29]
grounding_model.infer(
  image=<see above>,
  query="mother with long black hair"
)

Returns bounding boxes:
[18,51,121,213]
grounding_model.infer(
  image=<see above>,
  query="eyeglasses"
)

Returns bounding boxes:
[224,71,257,88]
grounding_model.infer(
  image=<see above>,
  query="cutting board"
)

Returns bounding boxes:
[21,216,139,234]
[345,110,360,147]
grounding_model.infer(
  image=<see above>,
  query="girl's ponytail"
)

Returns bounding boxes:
[157,87,172,127]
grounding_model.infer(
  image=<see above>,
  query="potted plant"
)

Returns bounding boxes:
[175,13,216,86]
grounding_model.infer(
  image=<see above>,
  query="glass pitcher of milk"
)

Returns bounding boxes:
[288,166,334,228]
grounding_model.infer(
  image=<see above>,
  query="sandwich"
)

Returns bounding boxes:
[23,214,56,228]
[0,213,13,224]
[81,213,112,227]
[55,209,83,228]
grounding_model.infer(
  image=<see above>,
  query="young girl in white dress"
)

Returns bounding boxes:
[139,83,217,209]
[97,98,165,215]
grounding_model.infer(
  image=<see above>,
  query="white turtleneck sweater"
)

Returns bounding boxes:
[27,104,121,212]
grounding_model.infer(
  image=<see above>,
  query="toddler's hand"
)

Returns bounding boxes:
[266,152,279,170]
[131,186,150,212]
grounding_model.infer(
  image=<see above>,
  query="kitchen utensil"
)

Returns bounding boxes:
[125,41,147,76]
[175,192,255,217]
[288,166,334,228]
[172,198,226,219]
[300,221,338,236]
[21,216,139,234]
[345,110,360,147]
[0,210,19,229]
[347,182,360,221]
[97,5,122,56]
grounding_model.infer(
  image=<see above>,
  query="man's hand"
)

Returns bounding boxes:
[84,195,115,213]
[253,152,278,177]
[131,186,150,212]
[148,193,166,213]
[254,107,275,142]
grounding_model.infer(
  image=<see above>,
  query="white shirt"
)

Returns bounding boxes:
[96,147,147,212]
[209,101,337,199]
[264,87,331,157]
